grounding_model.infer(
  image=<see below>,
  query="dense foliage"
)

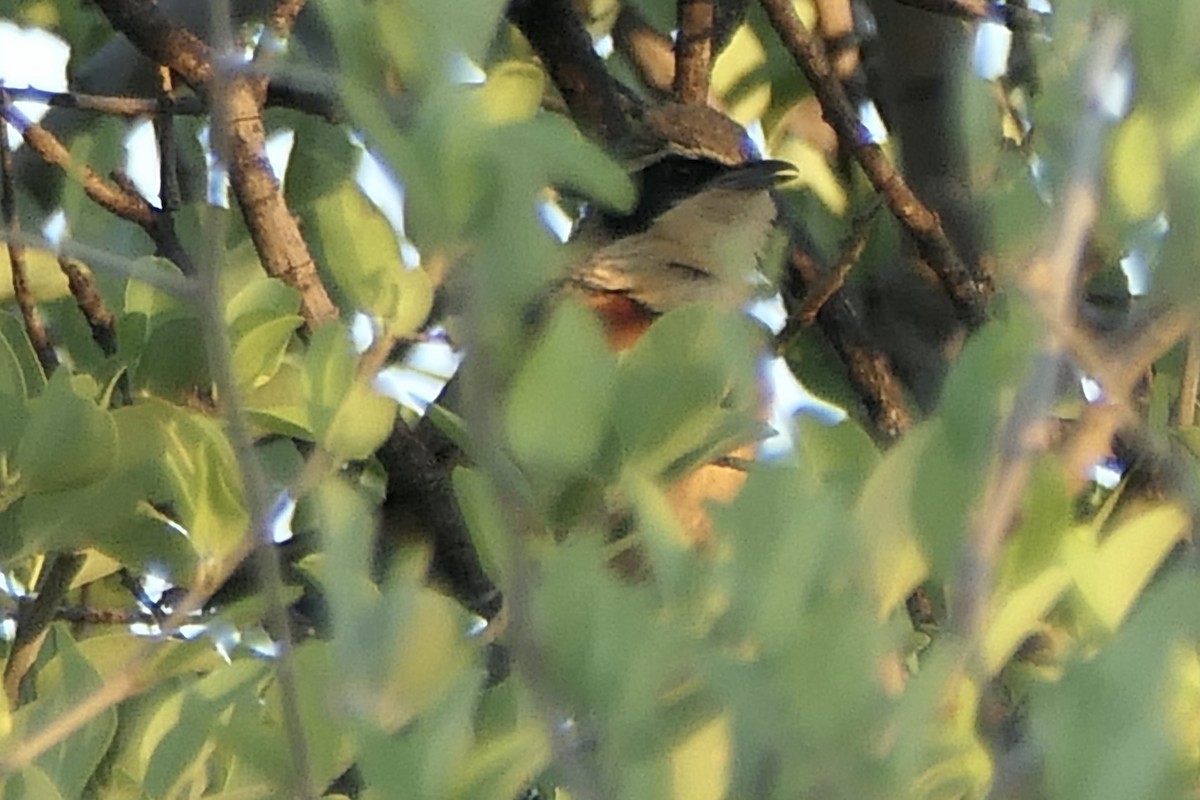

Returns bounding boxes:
[0,0,1198,798]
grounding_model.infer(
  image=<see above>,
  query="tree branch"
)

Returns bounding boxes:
[508,0,649,157]
[3,554,85,706]
[760,0,989,327]
[675,0,715,104]
[950,17,1126,655]
[92,0,337,328]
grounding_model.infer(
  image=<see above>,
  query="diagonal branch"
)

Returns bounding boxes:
[759,0,989,327]
[675,0,716,104]
[508,0,648,157]
[92,0,337,328]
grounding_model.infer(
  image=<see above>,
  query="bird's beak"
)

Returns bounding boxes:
[707,159,797,191]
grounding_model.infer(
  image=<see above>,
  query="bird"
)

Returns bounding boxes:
[561,104,794,546]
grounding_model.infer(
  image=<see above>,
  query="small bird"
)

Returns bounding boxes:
[564,106,794,544]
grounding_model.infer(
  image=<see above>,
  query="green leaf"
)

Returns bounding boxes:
[305,324,397,460]
[132,316,210,399]
[795,415,880,498]
[231,314,303,390]
[15,370,117,494]
[300,181,405,317]
[0,313,46,397]
[0,766,65,800]
[983,566,1071,676]
[613,305,760,477]
[1111,111,1164,220]
[382,265,434,338]
[5,626,117,800]
[1066,503,1190,631]
[224,276,302,336]
[854,422,932,617]
[123,256,189,319]
[505,303,617,474]
[140,660,265,799]
[245,360,313,439]
[480,61,545,125]
[1033,576,1200,800]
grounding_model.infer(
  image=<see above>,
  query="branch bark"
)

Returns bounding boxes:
[760,0,989,327]
[675,0,715,104]
[92,0,337,327]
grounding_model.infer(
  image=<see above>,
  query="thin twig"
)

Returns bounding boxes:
[675,0,715,104]
[950,17,1127,655]
[780,197,881,343]
[201,0,316,794]
[58,257,118,356]
[0,100,196,273]
[759,0,988,327]
[1178,326,1200,427]
[0,89,56,373]
[2,554,85,705]
[780,210,912,443]
[93,0,337,328]
[2,80,342,123]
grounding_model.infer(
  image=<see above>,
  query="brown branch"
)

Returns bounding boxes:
[2,604,157,627]
[786,241,912,442]
[3,554,85,706]
[0,92,57,374]
[59,257,119,357]
[154,67,182,213]
[759,0,988,327]
[508,0,647,157]
[950,18,1127,654]
[795,197,880,330]
[1,104,156,228]
[92,0,337,328]
[2,82,342,123]
[0,101,199,274]
[675,0,715,104]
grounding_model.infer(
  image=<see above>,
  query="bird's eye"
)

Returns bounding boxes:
[666,262,712,281]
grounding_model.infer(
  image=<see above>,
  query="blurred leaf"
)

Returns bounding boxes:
[132,316,210,399]
[231,314,303,390]
[15,369,117,495]
[984,566,1071,676]
[481,61,545,124]
[245,360,313,439]
[855,423,932,617]
[5,626,117,800]
[533,535,680,746]
[305,324,397,460]
[893,651,994,800]
[505,302,617,475]
[796,415,880,498]
[0,766,64,800]
[1034,576,1200,800]
[613,305,760,477]
[139,660,264,798]
[1110,111,1164,220]
[456,720,550,800]
[0,313,46,397]
[1066,503,1190,631]
[669,713,730,800]
[712,25,772,125]
[298,180,409,320]
[225,276,302,336]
